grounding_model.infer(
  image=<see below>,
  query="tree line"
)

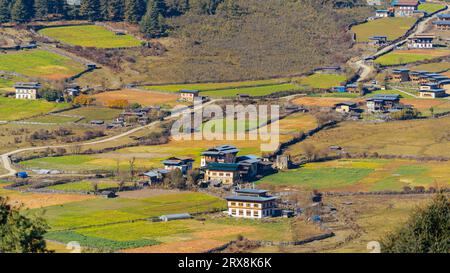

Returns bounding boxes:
[0,0,226,37]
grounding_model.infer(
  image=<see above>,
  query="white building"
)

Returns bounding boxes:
[407,34,434,49]
[14,82,41,100]
[392,0,419,17]
[225,189,277,219]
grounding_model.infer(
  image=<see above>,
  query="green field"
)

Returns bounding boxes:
[409,62,450,72]
[46,180,126,192]
[0,50,84,79]
[38,25,142,48]
[26,115,81,123]
[365,89,416,99]
[352,17,416,42]
[0,97,70,121]
[298,74,347,89]
[200,83,303,97]
[375,50,450,66]
[37,192,225,230]
[418,3,445,13]
[143,79,289,92]
[258,159,449,191]
[58,106,122,123]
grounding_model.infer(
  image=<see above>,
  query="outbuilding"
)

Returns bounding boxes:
[159,213,192,222]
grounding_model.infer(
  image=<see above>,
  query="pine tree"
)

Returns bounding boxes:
[0,0,11,23]
[124,0,146,23]
[80,0,100,21]
[99,0,108,20]
[139,0,166,38]
[108,0,124,21]
[11,0,30,22]
[34,0,49,19]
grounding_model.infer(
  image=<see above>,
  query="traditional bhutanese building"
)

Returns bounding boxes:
[200,145,239,167]
[225,189,278,219]
[14,82,41,100]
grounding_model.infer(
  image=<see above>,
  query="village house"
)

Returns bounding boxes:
[236,155,261,181]
[313,66,342,74]
[139,169,170,186]
[420,83,440,91]
[409,71,426,83]
[392,0,419,17]
[419,88,446,98]
[200,145,239,167]
[369,36,388,46]
[407,34,434,49]
[391,69,410,82]
[375,9,393,18]
[334,102,359,113]
[161,156,194,175]
[437,79,450,94]
[433,14,450,30]
[14,82,41,100]
[225,189,278,219]
[179,89,200,102]
[366,94,401,112]
[332,86,347,93]
[204,162,241,185]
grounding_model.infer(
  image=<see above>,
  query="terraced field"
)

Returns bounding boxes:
[286,116,450,158]
[38,25,142,48]
[0,97,71,121]
[297,73,347,89]
[20,113,318,171]
[351,17,417,42]
[258,159,450,192]
[0,50,84,79]
[375,49,450,66]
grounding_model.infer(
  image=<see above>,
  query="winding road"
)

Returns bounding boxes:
[0,99,219,178]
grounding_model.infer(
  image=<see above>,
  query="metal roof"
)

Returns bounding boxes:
[225,195,278,202]
[14,82,41,89]
[207,162,240,171]
[180,89,200,94]
[367,94,400,101]
[235,189,268,194]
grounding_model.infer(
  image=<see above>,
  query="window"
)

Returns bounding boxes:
[254,211,259,217]
[230,202,236,206]
[238,203,243,207]
[246,203,251,207]
[246,210,251,216]
[231,209,236,215]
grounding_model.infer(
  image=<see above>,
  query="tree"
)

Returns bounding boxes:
[11,0,31,22]
[429,107,435,118]
[73,95,95,106]
[139,0,166,38]
[34,0,49,19]
[124,0,145,23]
[0,196,49,253]
[381,193,449,253]
[186,169,201,188]
[105,99,129,109]
[166,169,186,189]
[107,0,124,21]
[0,0,11,23]
[80,0,101,21]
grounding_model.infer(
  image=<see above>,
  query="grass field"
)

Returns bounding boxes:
[91,89,181,107]
[142,79,289,92]
[0,50,84,79]
[375,49,450,66]
[409,61,450,72]
[351,17,417,42]
[418,3,445,13]
[200,83,304,97]
[258,159,450,192]
[26,114,81,124]
[20,113,318,171]
[38,25,142,48]
[0,97,70,121]
[58,106,122,123]
[365,89,416,99]
[36,192,225,230]
[46,180,126,192]
[297,74,347,89]
[286,116,450,158]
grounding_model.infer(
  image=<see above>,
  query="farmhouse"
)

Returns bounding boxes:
[236,155,261,181]
[332,86,347,93]
[139,169,170,185]
[407,34,434,49]
[162,156,194,175]
[369,36,388,46]
[179,90,200,102]
[225,189,278,219]
[366,94,401,112]
[420,83,439,91]
[334,102,359,113]
[204,162,241,185]
[437,79,450,94]
[375,9,393,18]
[391,69,410,82]
[409,71,426,83]
[433,14,450,30]
[14,82,41,100]
[201,145,239,167]
[419,88,446,98]
[391,0,419,17]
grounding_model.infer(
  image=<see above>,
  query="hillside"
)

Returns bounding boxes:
[76,0,372,85]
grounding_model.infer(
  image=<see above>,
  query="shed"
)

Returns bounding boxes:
[159,213,192,222]
[16,172,28,179]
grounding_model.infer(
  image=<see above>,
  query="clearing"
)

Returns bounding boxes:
[351,17,417,42]
[0,97,70,121]
[90,89,181,107]
[375,49,450,66]
[38,25,142,48]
